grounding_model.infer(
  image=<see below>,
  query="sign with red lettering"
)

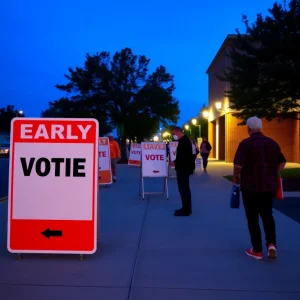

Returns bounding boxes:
[7,118,99,254]
[141,142,168,177]
[128,143,141,166]
[99,137,112,184]
[169,142,178,168]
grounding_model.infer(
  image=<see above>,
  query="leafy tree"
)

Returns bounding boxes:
[0,105,24,132]
[218,0,300,123]
[126,114,159,142]
[41,97,113,136]
[50,48,179,162]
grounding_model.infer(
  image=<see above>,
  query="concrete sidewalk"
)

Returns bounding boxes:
[0,162,300,300]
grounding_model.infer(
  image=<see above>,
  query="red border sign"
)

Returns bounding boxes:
[98,137,112,185]
[7,118,99,254]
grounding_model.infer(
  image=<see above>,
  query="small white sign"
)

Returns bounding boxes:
[169,142,178,168]
[195,157,202,169]
[98,137,112,184]
[141,142,168,177]
[128,143,141,166]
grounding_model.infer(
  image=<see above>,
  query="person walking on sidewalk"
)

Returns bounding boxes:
[190,137,199,162]
[173,127,195,216]
[200,137,211,171]
[233,116,286,260]
[108,133,121,182]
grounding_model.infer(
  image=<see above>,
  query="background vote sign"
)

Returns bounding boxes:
[141,142,168,177]
[8,118,99,254]
[195,157,202,169]
[99,137,112,184]
[128,143,141,166]
[169,142,178,168]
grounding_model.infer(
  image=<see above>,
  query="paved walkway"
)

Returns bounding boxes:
[0,162,300,300]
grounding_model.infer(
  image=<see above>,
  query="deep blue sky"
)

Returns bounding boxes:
[1,0,275,126]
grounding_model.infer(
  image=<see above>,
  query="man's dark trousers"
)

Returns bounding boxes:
[176,171,192,213]
[242,190,276,252]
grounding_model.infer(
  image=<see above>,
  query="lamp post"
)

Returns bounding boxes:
[191,118,201,138]
[184,124,191,135]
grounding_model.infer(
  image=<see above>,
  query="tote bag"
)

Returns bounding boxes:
[230,184,240,209]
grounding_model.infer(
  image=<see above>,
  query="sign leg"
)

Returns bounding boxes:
[138,173,141,196]
[165,177,169,200]
[80,254,84,261]
[97,195,100,241]
[141,176,145,200]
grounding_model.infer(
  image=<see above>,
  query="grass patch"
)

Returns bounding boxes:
[280,168,300,178]
[224,175,233,182]
[223,168,300,191]
[223,168,300,182]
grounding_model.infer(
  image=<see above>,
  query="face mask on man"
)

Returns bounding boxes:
[173,135,178,140]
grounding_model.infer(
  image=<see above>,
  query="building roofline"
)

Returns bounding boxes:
[205,34,240,74]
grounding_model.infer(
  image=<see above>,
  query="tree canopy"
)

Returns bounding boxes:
[219,0,300,122]
[0,105,24,132]
[43,47,179,160]
[41,97,113,135]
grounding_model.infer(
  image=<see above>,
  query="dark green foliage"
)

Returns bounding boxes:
[43,48,179,161]
[0,105,24,132]
[218,0,300,123]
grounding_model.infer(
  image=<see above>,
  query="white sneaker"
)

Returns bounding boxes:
[268,244,277,259]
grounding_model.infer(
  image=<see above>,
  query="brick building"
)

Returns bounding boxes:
[206,34,300,163]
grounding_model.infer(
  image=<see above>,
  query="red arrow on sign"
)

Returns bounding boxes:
[153,170,159,173]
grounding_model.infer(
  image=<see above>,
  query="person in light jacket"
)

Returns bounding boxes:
[190,137,199,162]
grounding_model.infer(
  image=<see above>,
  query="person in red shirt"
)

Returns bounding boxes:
[233,116,286,260]
[107,133,121,182]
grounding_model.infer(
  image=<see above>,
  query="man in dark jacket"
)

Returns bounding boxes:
[172,127,195,216]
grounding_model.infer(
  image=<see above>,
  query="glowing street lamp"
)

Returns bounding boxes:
[153,135,159,142]
[184,124,191,135]
[202,110,209,119]
[191,118,201,137]
[215,101,222,110]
